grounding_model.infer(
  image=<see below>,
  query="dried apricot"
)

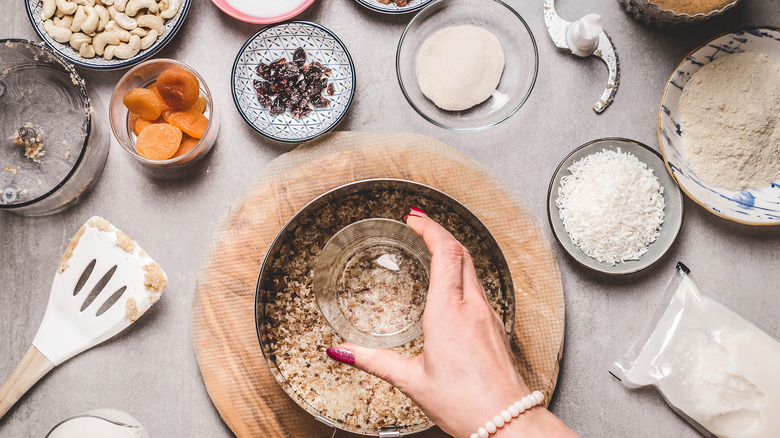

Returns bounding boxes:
[160,110,174,123]
[148,82,175,111]
[190,96,207,114]
[123,88,162,121]
[129,111,142,135]
[136,123,182,160]
[172,135,199,158]
[135,118,156,134]
[167,109,209,138]
[156,68,200,110]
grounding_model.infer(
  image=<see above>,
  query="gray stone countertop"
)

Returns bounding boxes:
[2,0,779,436]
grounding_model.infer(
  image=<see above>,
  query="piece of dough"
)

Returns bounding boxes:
[416,25,505,111]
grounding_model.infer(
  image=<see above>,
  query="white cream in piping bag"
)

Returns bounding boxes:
[566,14,602,57]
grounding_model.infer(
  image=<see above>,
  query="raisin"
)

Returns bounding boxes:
[293,48,306,67]
[313,97,330,108]
[253,47,332,118]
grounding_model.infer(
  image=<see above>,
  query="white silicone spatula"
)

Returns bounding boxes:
[0,216,167,419]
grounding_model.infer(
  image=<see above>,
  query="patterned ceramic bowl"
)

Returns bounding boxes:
[25,0,190,70]
[618,0,742,26]
[231,21,356,143]
[353,0,434,14]
[659,27,780,225]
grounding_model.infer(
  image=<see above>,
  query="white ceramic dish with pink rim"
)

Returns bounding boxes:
[211,0,316,24]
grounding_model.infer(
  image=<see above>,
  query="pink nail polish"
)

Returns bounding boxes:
[409,206,427,215]
[403,213,422,220]
[326,347,355,365]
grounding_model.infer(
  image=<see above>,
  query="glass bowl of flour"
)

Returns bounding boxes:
[396,0,538,131]
[659,27,780,225]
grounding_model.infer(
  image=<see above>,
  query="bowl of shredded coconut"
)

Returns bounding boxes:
[547,138,684,275]
[659,27,780,225]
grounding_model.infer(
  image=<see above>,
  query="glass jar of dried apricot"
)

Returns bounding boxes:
[109,59,219,167]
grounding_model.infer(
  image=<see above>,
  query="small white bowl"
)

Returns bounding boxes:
[659,27,780,225]
[353,0,435,14]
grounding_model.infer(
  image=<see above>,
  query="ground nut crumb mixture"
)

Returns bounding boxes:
[260,189,510,431]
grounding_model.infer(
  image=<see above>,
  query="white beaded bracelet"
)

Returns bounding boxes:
[469,390,545,438]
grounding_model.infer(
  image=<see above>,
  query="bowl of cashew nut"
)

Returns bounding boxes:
[25,0,190,70]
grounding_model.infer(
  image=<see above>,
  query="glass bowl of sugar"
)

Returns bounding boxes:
[314,218,431,348]
[396,0,538,131]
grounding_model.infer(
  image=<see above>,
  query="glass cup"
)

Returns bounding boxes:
[46,409,149,438]
[314,218,431,348]
[0,39,109,216]
[109,59,219,169]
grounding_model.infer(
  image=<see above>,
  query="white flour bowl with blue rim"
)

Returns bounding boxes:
[659,27,780,225]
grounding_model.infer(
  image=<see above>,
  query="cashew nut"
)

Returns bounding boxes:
[107,4,117,19]
[79,43,96,58]
[54,15,73,28]
[55,0,78,15]
[92,30,119,55]
[69,32,92,50]
[44,19,72,43]
[70,5,85,31]
[80,6,99,33]
[106,34,140,59]
[100,0,114,5]
[41,0,57,20]
[140,29,157,50]
[136,13,163,35]
[105,20,132,41]
[75,0,95,5]
[125,0,157,16]
[113,0,128,12]
[130,27,147,37]
[114,12,136,30]
[94,4,109,31]
[158,0,178,19]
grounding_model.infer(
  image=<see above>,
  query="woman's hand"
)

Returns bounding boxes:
[326,209,577,438]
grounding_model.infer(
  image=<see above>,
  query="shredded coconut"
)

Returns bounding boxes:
[556,148,665,265]
[680,52,780,191]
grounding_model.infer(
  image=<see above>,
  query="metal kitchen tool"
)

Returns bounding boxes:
[543,0,620,113]
[0,217,167,419]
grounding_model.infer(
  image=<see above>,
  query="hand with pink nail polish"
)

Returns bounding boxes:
[326,209,579,438]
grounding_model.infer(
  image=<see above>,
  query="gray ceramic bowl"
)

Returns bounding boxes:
[547,138,684,275]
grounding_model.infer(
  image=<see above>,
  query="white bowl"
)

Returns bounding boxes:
[659,27,780,225]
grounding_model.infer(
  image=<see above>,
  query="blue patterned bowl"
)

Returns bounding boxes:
[659,27,780,225]
[24,0,190,70]
[354,0,434,14]
[231,22,356,144]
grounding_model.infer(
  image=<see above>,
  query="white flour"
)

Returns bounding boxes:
[680,52,780,191]
[416,25,504,111]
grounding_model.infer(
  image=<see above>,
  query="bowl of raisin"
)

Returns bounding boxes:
[231,21,356,143]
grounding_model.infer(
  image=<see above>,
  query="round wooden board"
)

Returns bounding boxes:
[191,132,565,437]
